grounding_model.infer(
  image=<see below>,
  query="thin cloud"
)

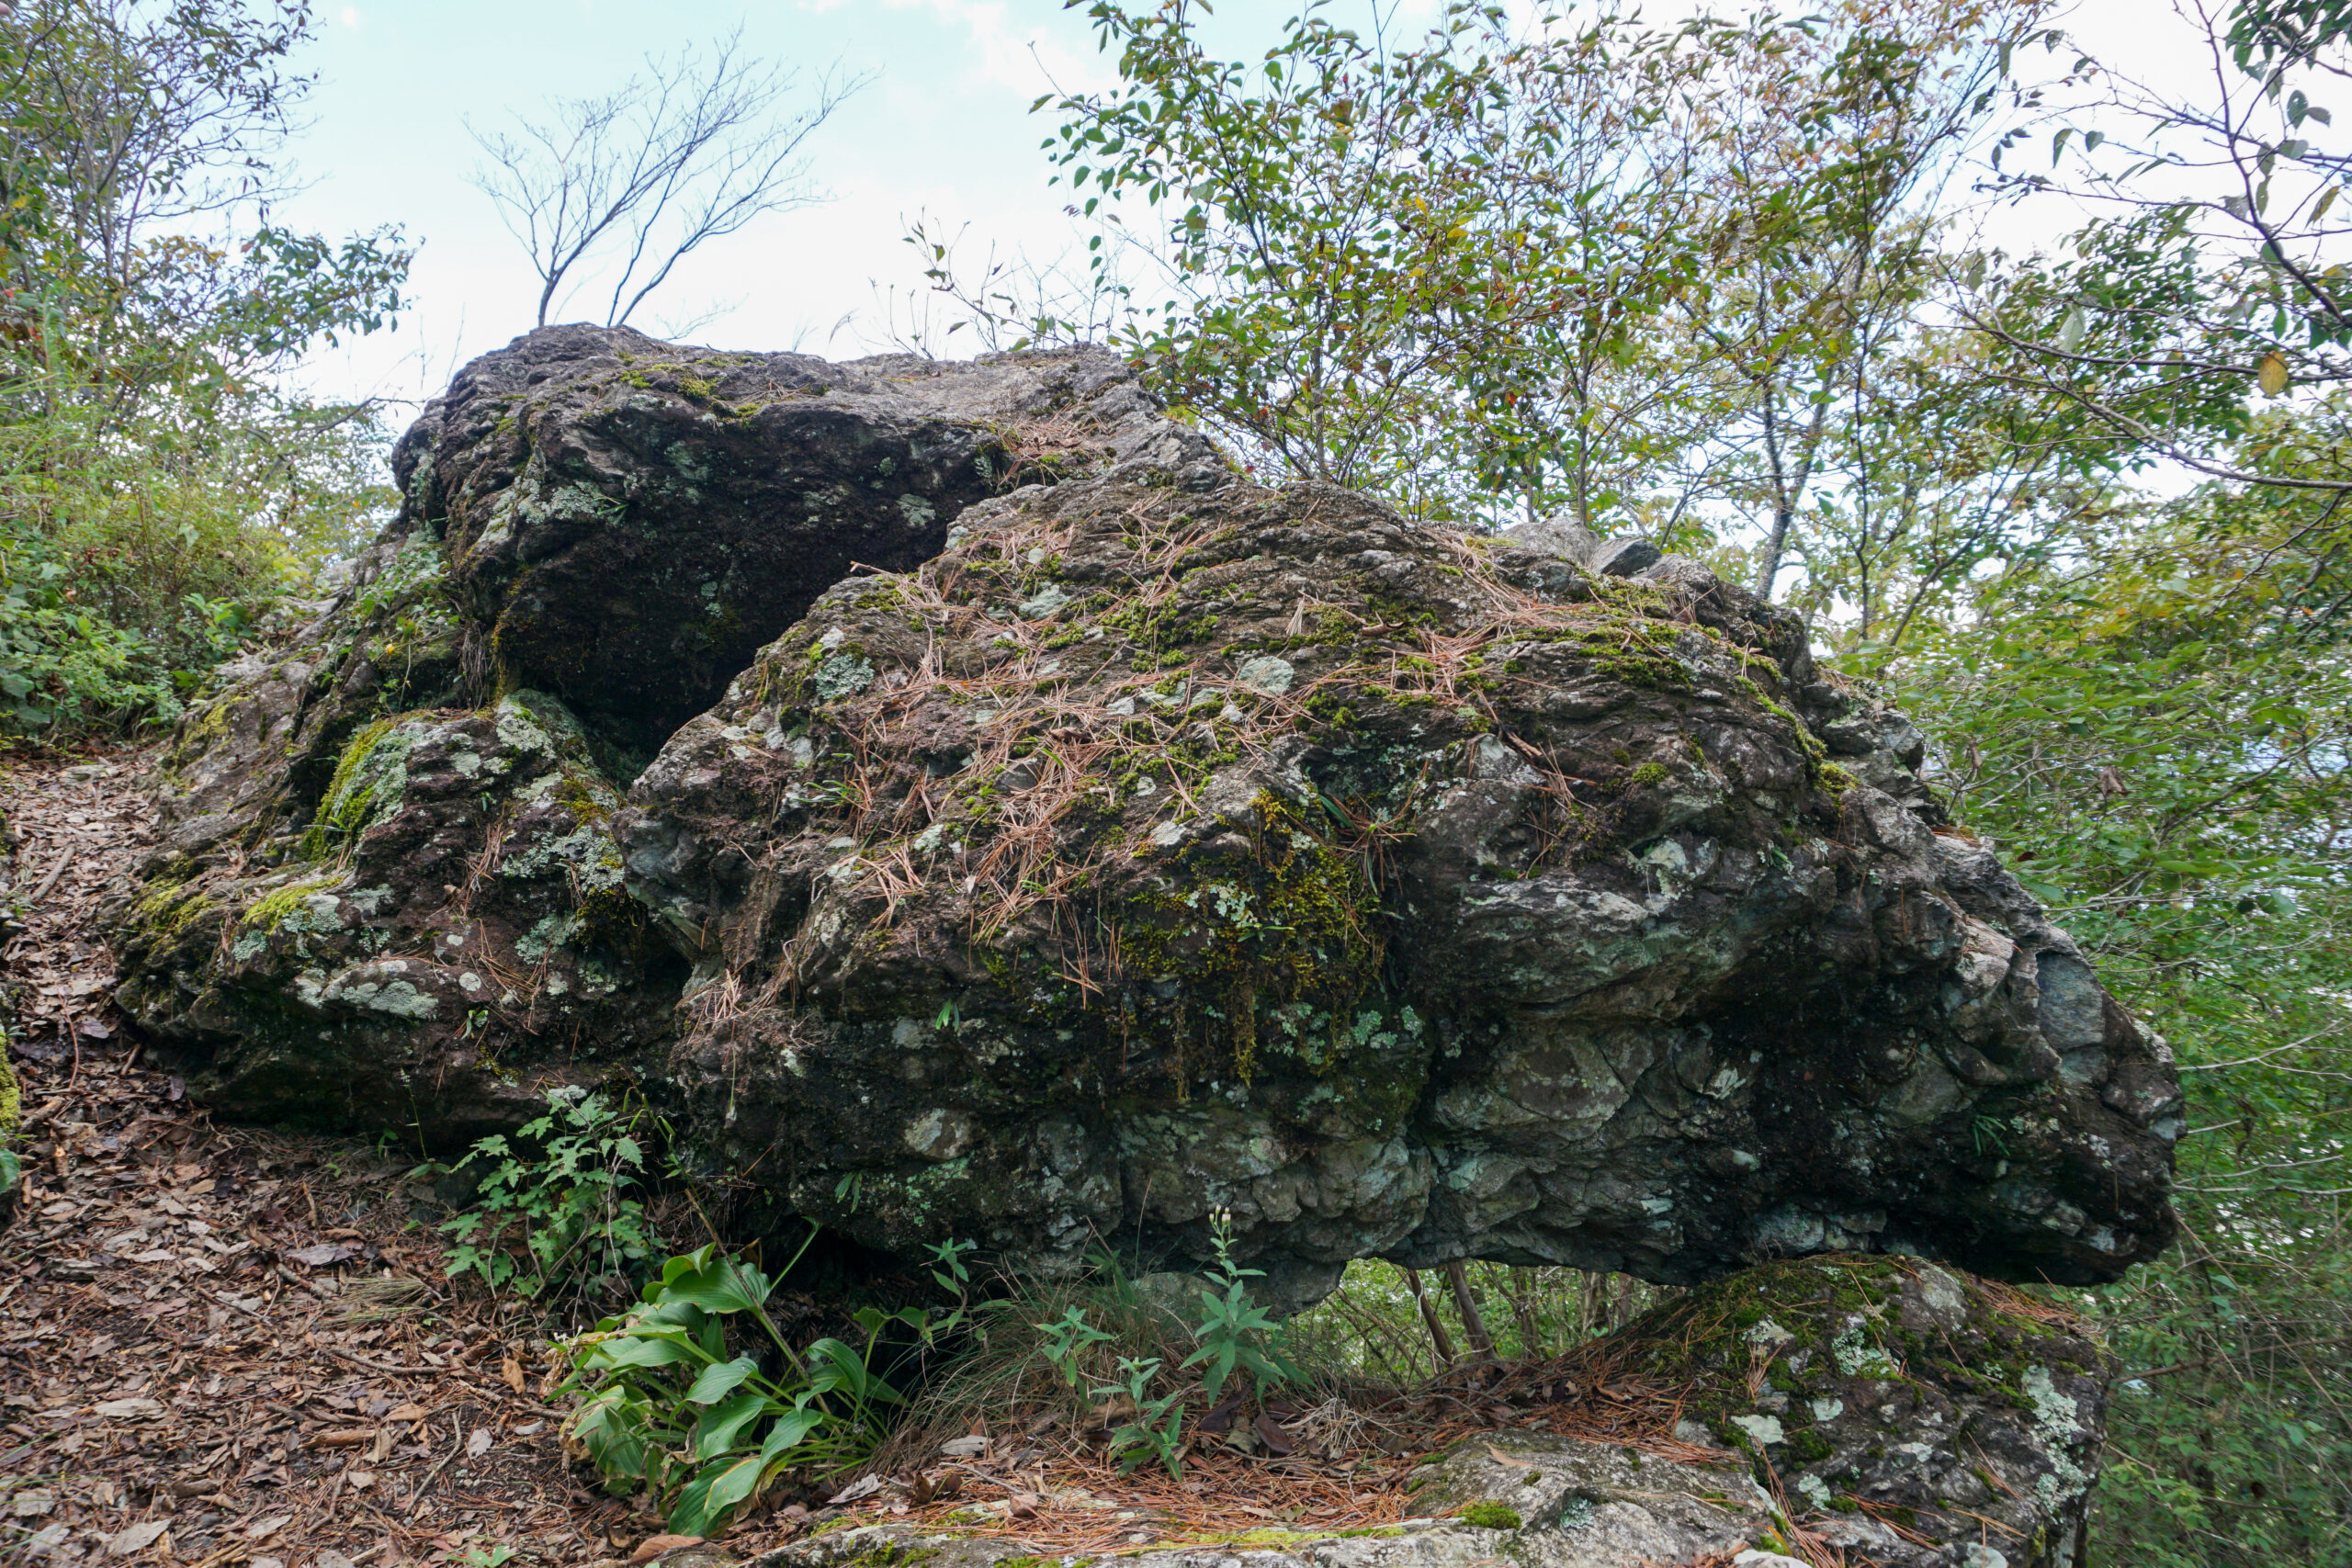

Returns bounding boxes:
[799,0,1113,94]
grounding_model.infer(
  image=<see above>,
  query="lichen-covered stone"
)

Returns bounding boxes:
[620,469,2178,1304]
[729,1485,1772,1568]
[394,322,1216,756]
[112,326,1192,1137]
[1587,1253,2111,1568]
[114,689,683,1139]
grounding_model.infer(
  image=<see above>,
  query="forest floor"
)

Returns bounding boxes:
[0,746,1709,1568]
[0,745,641,1566]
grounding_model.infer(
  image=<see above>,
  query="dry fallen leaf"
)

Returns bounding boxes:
[1486,1444,1537,1469]
[311,1428,379,1449]
[93,1397,164,1419]
[502,1353,526,1393]
[286,1242,361,1267]
[105,1519,169,1556]
[246,1514,291,1540]
[467,1427,493,1457]
[629,1535,707,1564]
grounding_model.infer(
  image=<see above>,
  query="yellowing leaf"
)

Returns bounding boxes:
[2259,352,2290,396]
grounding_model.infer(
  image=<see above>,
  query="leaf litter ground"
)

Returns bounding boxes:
[0,745,1743,1567]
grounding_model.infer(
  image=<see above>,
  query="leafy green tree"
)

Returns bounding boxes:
[1958,0,2352,496]
[1031,1,1763,525]
[0,0,411,735]
[0,0,408,420]
[1899,406,2352,1564]
[1010,0,2048,550]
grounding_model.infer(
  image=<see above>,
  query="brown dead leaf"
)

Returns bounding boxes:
[502,1353,526,1393]
[104,1519,169,1556]
[286,1242,361,1267]
[629,1536,707,1564]
[310,1429,379,1449]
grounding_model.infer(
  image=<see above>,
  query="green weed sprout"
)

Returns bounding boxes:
[1182,1207,1302,1404]
[1035,1303,1115,1399]
[559,1227,935,1538]
[430,1086,653,1300]
[1097,1356,1188,1477]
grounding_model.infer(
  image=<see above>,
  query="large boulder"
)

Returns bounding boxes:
[111,323,2178,1306]
[110,328,1200,1135]
[620,465,2180,1305]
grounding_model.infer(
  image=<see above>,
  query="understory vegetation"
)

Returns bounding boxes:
[8,0,2350,1562]
[0,0,406,736]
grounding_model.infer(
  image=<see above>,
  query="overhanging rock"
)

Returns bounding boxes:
[619,461,2180,1307]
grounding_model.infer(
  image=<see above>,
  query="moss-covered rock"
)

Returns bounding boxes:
[108,326,1210,1148]
[113,690,684,1141]
[622,470,2178,1304]
[395,324,1203,756]
[1586,1253,2111,1567]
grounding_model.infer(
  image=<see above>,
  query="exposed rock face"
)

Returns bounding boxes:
[393,324,1201,758]
[111,323,2177,1306]
[1611,1254,2109,1567]
[110,327,1194,1134]
[621,465,2179,1304]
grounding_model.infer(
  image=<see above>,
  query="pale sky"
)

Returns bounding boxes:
[273,0,2213,417]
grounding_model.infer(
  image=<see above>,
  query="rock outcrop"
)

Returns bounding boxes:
[622,468,2179,1304]
[111,324,2179,1306]
[110,327,1200,1137]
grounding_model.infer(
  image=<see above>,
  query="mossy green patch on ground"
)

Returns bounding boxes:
[1455,1501,1522,1529]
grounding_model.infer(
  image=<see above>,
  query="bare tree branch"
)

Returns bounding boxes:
[466,29,869,330]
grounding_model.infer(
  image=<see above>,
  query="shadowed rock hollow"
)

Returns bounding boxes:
[620,459,2181,1308]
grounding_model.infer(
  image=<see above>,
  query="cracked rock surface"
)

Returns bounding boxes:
[111,326,2177,1304]
[619,463,2178,1304]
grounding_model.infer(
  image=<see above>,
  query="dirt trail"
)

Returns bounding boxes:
[0,748,645,1565]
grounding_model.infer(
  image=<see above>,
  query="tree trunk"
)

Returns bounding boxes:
[1402,1268,1459,1368]
[1445,1260,1498,1361]
[1506,1269,1545,1360]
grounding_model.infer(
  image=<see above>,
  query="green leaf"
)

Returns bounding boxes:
[669,1450,764,1536]
[694,1389,774,1459]
[758,1407,826,1462]
[684,1355,760,1405]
